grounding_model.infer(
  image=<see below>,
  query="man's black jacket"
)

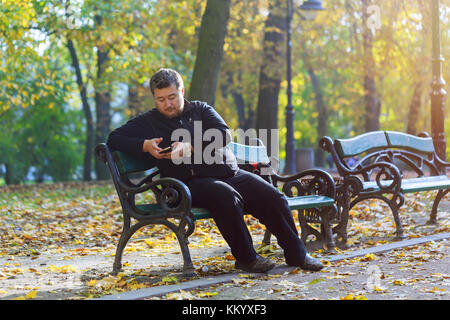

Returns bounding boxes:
[107,100,238,183]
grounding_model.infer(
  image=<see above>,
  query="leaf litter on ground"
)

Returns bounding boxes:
[0,183,449,299]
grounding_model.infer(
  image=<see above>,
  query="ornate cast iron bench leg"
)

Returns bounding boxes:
[384,194,405,240]
[297,209,336,251]
[332,184,349,247]
[161,219,196,278]
[428,189,450,225]
[319,208,336,250]
[332,198,349,248]
[112,218,196,278]
[112,219,148,275]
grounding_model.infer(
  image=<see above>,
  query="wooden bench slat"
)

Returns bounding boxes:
[385,131,435,154]
[286,195,335,209]
[114,152,157,174]
[228,142,270,164]
[362,175,450,193]
[401,177,450,193]
[135,195,335,221]
[134,204,212,220]
[335,131,388,158]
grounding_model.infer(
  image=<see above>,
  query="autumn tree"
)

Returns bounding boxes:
[217,0,266,131]
[189,0,231,106]
[255,0,286,155]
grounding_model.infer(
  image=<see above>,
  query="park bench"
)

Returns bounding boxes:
[320,130,450,244]
[95,141,338,277]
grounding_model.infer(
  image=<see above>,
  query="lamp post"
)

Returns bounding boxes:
[284,0,324,174]
[430,0,447,161]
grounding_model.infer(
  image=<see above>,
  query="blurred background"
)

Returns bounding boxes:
[1,0,449,185]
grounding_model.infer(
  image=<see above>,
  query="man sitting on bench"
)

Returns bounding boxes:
[107,68,323,273]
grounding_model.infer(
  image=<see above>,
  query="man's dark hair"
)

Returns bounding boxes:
[149,68,184,95]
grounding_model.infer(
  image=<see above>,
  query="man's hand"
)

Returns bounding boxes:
[143,138,192,160]
[142,138,170,159]
[170,142,193,160]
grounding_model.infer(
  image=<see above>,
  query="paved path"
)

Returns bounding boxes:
[97,233,450,300]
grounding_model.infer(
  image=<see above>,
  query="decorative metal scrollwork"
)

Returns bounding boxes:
[160,185,181,211]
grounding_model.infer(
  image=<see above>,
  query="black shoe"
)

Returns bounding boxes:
[297,254,324,272]
[235,255,276,273]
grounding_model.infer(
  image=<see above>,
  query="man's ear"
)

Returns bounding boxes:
[181,87,185,96]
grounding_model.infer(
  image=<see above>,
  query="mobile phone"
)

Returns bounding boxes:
[159,146,173,154]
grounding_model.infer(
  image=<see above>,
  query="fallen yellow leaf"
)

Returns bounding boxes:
[224,253,235,261]
[25,290,37,299]
[87,280,97,287]
[196,291,218,298]
[340,293,368,300]
[359,253,375,261]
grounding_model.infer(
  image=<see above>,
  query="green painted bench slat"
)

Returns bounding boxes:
[228,141,270,164]
[114,152,157,175]
[401,176,450,193]
[114,141,269,175]
[362,175,450,193]
[135,204,211,220]
[335,131,388,158]
[136,195,335,221]
[385,131,435,154]
[286,195,335,210]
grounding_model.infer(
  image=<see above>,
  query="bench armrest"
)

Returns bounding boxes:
[271,169,336,199]
[131,177,193,215]
[346,161,403,195]
[95,143,193,220]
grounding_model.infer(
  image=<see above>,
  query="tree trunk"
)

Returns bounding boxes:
[362,0,380,132]
[407,0,428,136]
[406,80,424,135]
[94,49,111,180]
[300,40,327,167]
[255,0,286,155]
[189,0,231,106]
[66,38,94,181]
[4,162,23,185]
[94,15,111,180]
[127,82,153,118]
[128,84,139,117]
[4,163,12,185]
[222,72,254,131]
[307,67,327,167]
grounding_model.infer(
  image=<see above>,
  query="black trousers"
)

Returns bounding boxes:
[186,169,307,265]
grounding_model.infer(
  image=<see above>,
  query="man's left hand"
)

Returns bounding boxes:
[166,142,192,160]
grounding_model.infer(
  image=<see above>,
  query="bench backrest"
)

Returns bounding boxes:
[109,141,270,176]
[113,151,157,175]
[335,131,388,158]
[334,131,436,159]
[327,131,442,177]
[384,131,435,155]
[228,141,270,164]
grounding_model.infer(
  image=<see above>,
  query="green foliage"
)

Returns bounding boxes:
[2,0,450,183]
[0,36,83,184]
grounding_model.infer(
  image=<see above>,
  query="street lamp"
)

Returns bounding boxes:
[430,0,447,161]
[284,0,325,174]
